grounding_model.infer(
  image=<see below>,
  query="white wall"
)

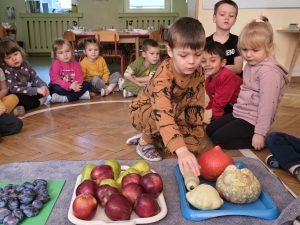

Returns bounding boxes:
[197,0,300,76]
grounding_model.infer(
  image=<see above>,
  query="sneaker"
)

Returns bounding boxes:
[292,166,300,181]
[126,133,142,145]
[13,106,25,117]
[118,78,125,91]
[100,88,109,97]
[136,143,162,162]
[265,154,280,168]
[51,93,68,103]
[79,91,90,100]
[39,97,48,105]
[123,89,134,98]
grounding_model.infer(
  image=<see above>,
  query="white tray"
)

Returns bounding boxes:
[68,166,167,225]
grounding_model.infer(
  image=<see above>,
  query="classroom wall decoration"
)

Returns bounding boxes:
[203,0,300,9]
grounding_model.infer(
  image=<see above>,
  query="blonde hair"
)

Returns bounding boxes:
[238,17,274,57]
[52,38,72,59]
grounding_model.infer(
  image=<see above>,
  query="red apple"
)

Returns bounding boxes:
[121,173,142,189]
[75,180,98,197]
[96,184,119,206]
[134,193,161,218]
[104,193,132,221]
[140,172,163,198]
[121,183,144,205]
[72,193,97,220]
[91,165,114,184]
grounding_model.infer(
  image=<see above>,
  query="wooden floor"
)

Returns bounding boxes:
[0,82,299,196]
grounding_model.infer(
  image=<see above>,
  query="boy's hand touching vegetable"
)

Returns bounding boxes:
[175,146,200,177]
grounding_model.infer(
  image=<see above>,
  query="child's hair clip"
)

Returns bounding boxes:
[253,16,269,23]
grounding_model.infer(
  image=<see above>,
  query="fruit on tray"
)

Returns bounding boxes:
[0,179,50,225]
[95,184,119,206]
[186,184,223,210]
[134,193,161,217]
[104,193,133,221]
[182,165,200,191]
[81,163,96,181]
[198,145,234,181]
[140,172,163,198]
[74,160,163,221]
[122,183,144,205]
[75,180,97,197]
[121,173,142,189]
[91,165,114,185]
[216,165,262,204]
[105,160,121,180]
[72,193,97,220]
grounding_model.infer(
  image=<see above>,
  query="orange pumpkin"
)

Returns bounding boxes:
[197,145,234,181]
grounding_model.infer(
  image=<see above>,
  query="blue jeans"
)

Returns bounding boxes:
[266,132,300,170]
[49,81,90,102]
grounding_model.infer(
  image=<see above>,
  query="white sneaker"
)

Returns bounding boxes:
[118,78,125,91]
[123,89,134,98]
[79,91,90,100]
[126,133,142,145]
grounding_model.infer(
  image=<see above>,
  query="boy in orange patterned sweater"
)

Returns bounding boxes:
[129,17,207,177]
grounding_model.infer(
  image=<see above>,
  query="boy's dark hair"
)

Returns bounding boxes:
[0,37,26,63]
[141,39,159,52]
[204,41,226,60]
[167,17,205,50]
[80,37,100,50]
[214,0,238,16]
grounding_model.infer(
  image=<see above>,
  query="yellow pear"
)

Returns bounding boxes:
[105,159,121,180]
[130,160,151,174]
[116,168,139,184]
[100,178,121,191]
[80,163,96,181]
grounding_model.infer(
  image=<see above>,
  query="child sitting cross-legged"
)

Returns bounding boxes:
[80,37,121,97]
[122,38,161,98]
[0,37,49,115]
[201,41,242,124]
[49,39,90,103]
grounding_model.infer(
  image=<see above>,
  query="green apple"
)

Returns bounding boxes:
[81,163,96,181]
[130,160,151,174]
[100,178,121,191]
[105,159,121,180]
[116,168,139,184]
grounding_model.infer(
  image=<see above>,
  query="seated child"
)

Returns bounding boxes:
[129,17,207,177]
[201,41,242,123]
[80,37,121,97]
[206,17,288,150]
[49,39,90,103]
[0,112,23,138]
[266,132,300,181]
[0,37,49,112]
[122,38,160,98]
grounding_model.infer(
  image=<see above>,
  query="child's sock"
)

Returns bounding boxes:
[100,88,109,97]
[123,89,134,98]
[13,106,25,117]
[289,165,300,181]
[118,78,124,91]
[106,83,117,94]
[39,97,48,105]
[51,93,68,103]
[79,91,90,100]
[265,154,280,168]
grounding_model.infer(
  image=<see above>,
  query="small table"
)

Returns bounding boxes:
[276,29,300,74]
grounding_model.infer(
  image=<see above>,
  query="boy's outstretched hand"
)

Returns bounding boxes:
[175,146,200,177]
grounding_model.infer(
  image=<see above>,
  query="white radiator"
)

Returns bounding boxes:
[20,13,83,54]
[119,13,178,30]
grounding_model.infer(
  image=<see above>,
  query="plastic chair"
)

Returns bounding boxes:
[63,31,84,61]
[96,30,126,74]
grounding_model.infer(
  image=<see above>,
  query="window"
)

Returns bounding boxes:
[124,0,171,12]
[41,0,71,12]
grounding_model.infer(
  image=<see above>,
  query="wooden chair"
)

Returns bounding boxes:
[0,26,8,38]
[63,31,84,61]
[96,31,126,74]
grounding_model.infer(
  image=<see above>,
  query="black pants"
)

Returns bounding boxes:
[0,113,23,137]
[15,93,42,110]
[206,113,254,149]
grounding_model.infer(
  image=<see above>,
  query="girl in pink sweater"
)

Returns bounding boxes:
[206,16,288,150]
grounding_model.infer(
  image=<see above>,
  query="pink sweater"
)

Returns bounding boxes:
[233,58,288,136]
[49,59,84,91]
